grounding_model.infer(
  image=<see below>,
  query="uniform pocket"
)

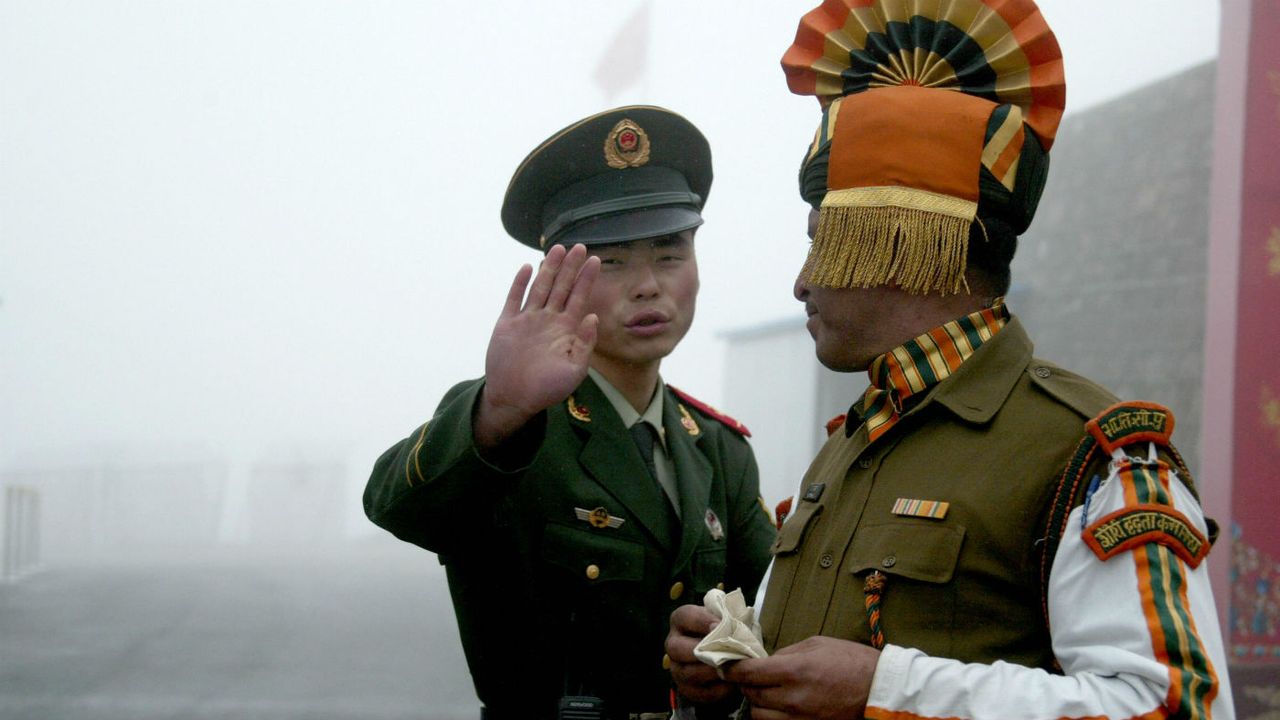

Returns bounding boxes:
[542,522,645,583]
[846,521,965,583]
[772,500,824,555]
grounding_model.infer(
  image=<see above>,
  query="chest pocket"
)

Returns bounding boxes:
[772,500,824,556]
[847,521,965,583]
[542,522,645,584]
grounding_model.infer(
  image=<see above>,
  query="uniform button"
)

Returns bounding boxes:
[858,458,873,469]
[1035,366,1052,378]
[819,553,834,569]
[716,582,725,591]
[662,654,671,670]
[585,564,600,580]
[881,555,897,568]
[669,581,685,600]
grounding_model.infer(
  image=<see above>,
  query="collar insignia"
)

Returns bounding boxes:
[678,404,700,436]
[891,498,950,520]
[603,118,650,169]
[576,506,625,529]
[566,395,591,423]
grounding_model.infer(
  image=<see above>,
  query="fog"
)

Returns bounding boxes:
[0,1,1220,717]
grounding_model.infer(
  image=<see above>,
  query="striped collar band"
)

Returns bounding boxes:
[859,301,1011,442]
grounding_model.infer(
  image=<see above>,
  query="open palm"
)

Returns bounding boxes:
[475,244,600,448]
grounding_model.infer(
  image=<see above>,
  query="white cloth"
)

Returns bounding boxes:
[693,588,768,667]
[865,443,1235,719]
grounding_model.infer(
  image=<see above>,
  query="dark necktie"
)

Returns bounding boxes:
[629,421,660,481]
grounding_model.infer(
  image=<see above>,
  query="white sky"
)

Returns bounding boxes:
[0,1,1220,470]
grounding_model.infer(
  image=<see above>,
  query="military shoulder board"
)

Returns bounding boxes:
[668,385,751,437]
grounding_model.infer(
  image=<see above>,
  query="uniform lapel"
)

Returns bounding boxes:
[570,378,675,551]
[663,389,714,575]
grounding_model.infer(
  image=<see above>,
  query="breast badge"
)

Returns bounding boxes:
[575,506,624,529]
[704,509,724,540]
[891,498,950,520]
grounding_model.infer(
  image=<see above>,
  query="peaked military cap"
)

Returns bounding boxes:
[501,106,712,250]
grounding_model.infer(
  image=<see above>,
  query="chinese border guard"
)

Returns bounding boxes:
[365,106,776,720]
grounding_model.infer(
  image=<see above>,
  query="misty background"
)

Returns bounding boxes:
[1,1,1221,718]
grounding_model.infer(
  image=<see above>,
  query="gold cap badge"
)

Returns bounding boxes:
[604,118,650,169]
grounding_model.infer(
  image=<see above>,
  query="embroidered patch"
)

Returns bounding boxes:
[566,395,591,423]
[575,506,624,529]
[1083,503,1208,568]
[1085,401,1175,454]
[891,498,950,520]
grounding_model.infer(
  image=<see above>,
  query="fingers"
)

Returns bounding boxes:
[563,254,600,317]
[670,604,721,638]
[574,314,598,358]
[501,264,534,319]
[544,244,590,312]
[524,243,567,310]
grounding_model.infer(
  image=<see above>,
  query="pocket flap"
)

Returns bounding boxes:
[772,500,824,555]
[542,522,645,582]
[847,521,965,584]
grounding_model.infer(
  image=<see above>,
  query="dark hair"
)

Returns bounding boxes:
[967,216,1017,296]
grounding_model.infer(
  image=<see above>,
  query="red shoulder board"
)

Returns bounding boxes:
[825,413,847,437]
[1085,401,1175,454]
[668,385,751,437]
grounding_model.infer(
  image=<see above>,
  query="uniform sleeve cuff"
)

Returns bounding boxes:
[867,643,913,709]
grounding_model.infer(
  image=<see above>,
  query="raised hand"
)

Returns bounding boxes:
[725,636,879,720]
[474,243,601,450]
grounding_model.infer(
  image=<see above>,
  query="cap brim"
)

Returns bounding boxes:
[550,206,704,248]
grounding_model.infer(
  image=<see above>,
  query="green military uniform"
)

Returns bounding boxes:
[365,375,775,718]
[760,316,1114,665]
[365,104,775,718]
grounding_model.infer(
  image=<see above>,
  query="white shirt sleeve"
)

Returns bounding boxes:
[865,443,1235,719]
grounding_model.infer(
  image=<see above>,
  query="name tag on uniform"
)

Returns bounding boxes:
[891,498,949,520]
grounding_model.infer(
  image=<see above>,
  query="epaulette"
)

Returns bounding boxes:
[825,413,847,437]
[1026,359,1120,421]
[668,385,751,437]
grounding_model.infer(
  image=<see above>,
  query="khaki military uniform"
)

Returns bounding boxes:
[759,316,1233,718]
[365,376,775,719]
[762,317,1115,664]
